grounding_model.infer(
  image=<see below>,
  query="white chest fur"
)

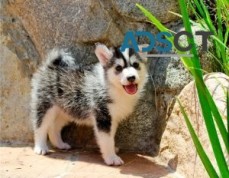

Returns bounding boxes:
[108,87,139,122]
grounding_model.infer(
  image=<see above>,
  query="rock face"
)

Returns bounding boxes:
[0,45,33,143]
[0,0,215,157]
[159,73,228,178]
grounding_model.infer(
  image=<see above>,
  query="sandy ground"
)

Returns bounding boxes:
[0,144,179,178]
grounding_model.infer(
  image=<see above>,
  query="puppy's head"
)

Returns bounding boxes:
[95,43,148,95]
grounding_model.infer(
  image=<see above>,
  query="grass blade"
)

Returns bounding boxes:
[196,84,229,177]
[205,86,229,153]
[136,2,228,152]
[227,90,229,133]
[177,99,219,177]
[179,0,229,176]
[224,28,229,45]
[216,0,226,66]
[135,3,194,72]
[135,4,173,36]
[198,0,217,34]
[136,1,229,177]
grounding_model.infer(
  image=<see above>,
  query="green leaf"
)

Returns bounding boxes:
[135,3,194,72]
[136,4,173,37]
[227,90,229,133]
[205,86,229,153]
[178,0,229,176]
[196,84,229,177]
[177,99,219,177]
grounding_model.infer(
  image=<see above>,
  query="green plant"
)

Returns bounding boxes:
[136,1,229,177]
[189,0,229,75]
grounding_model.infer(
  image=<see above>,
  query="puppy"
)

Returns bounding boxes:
[31,44,148,165]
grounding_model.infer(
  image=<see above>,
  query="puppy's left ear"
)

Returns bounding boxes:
[138,44,148,62]
[95,43,113,66]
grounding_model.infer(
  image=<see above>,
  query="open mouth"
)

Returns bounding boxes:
[123,84,138,95]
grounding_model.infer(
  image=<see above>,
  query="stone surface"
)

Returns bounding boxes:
[0,45,33,143]
[1,0,180,61]
[158,72,229,178]
[0,0,181,152]
[109,0,179,23]
[0,0,216,158]
[0,145,183,178]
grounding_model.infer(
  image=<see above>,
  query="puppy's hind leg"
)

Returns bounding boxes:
[33,105,57,155]
[48,108,71,150]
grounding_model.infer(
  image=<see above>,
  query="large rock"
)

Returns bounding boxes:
[159,72,228,177]
[1,0,181,60]
[0,45,33,143]
[106,0,179,23]
[0,0,216,156]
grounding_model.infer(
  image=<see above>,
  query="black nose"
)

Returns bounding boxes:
[127,76,136,82]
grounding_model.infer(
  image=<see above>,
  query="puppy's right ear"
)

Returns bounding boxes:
[95,43,113,66]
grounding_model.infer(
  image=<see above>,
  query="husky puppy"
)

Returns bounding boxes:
[31,44,148,166]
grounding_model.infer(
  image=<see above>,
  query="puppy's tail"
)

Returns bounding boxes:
[45,48,75,68]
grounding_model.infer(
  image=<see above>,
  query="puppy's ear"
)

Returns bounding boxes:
[138,44,148,62]
[95,43,113,66]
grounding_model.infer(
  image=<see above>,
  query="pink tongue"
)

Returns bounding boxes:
[124,84,137,95]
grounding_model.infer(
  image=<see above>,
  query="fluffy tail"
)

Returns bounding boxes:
[45,48,75,67]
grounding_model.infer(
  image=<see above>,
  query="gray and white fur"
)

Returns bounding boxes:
[31,44,148,166]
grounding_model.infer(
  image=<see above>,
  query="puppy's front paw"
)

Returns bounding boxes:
[57,142,71,150]
[104,154,124,166]
[115,147,119,153]
[34,144,49,155]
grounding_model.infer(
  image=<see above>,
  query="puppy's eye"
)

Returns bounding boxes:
[132,62,139,69]
[115,65,123,72]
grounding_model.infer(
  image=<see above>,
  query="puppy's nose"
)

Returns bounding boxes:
[127,76,136,83]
